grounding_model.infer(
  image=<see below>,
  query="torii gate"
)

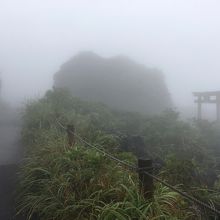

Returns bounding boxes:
[193,91,220,121]
[0,77,1,97]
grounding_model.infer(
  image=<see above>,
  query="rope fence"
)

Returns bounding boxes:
[56,120,220,216]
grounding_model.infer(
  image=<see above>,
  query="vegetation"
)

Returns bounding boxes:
[17,89,220,219]
[54,52,172,114]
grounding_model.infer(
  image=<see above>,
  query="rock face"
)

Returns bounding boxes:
[54,51,172,114]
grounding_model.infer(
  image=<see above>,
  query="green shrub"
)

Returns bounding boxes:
[18,89,220,219]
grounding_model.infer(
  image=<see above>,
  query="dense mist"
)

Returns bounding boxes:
[54,51,172,114]
[2,2,220,219]
[1,0,220,117]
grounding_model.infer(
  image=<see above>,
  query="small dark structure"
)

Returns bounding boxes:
[193,91,220,121]
[120,135,147,158]
[66,125,75,147]
[138,159,153,199]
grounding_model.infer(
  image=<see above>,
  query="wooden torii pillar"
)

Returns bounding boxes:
[193,91,220,121]
[0,77,2,97]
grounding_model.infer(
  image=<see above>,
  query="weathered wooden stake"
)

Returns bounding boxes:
[138,158,153,199]
[216,103,220,122]
[198,101,202,120]
[67,125,75,147]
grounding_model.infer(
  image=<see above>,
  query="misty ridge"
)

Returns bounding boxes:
[1,50,174,124]
[54,51,172,114]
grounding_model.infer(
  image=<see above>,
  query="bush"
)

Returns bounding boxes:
[17,89,220,219]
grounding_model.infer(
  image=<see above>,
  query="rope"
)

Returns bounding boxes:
[74,133,137,171]
[56,119,136,170]
[142,170,220,216]
[56,120,220,216]
[56,119,66,130]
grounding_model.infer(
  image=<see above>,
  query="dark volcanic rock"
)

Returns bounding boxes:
[54,51,172,114]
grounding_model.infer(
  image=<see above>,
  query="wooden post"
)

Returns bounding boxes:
[138,158,153,199]
[197,95,202,120]
[67,125,75,147]
[216,103,220,122]
[217,95,220,122]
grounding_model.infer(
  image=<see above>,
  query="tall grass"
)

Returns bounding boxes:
[17,89,219,219]
[17,131,196,219]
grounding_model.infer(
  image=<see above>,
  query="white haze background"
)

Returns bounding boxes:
[1,0,220,118]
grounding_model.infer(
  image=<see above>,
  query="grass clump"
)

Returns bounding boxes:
[18,89,218,219]
[17,141,194,219]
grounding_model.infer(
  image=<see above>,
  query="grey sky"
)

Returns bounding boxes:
[1,0,220,110]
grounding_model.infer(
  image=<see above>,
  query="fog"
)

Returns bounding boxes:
[1,0,220,115]
[2,2,220,218]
